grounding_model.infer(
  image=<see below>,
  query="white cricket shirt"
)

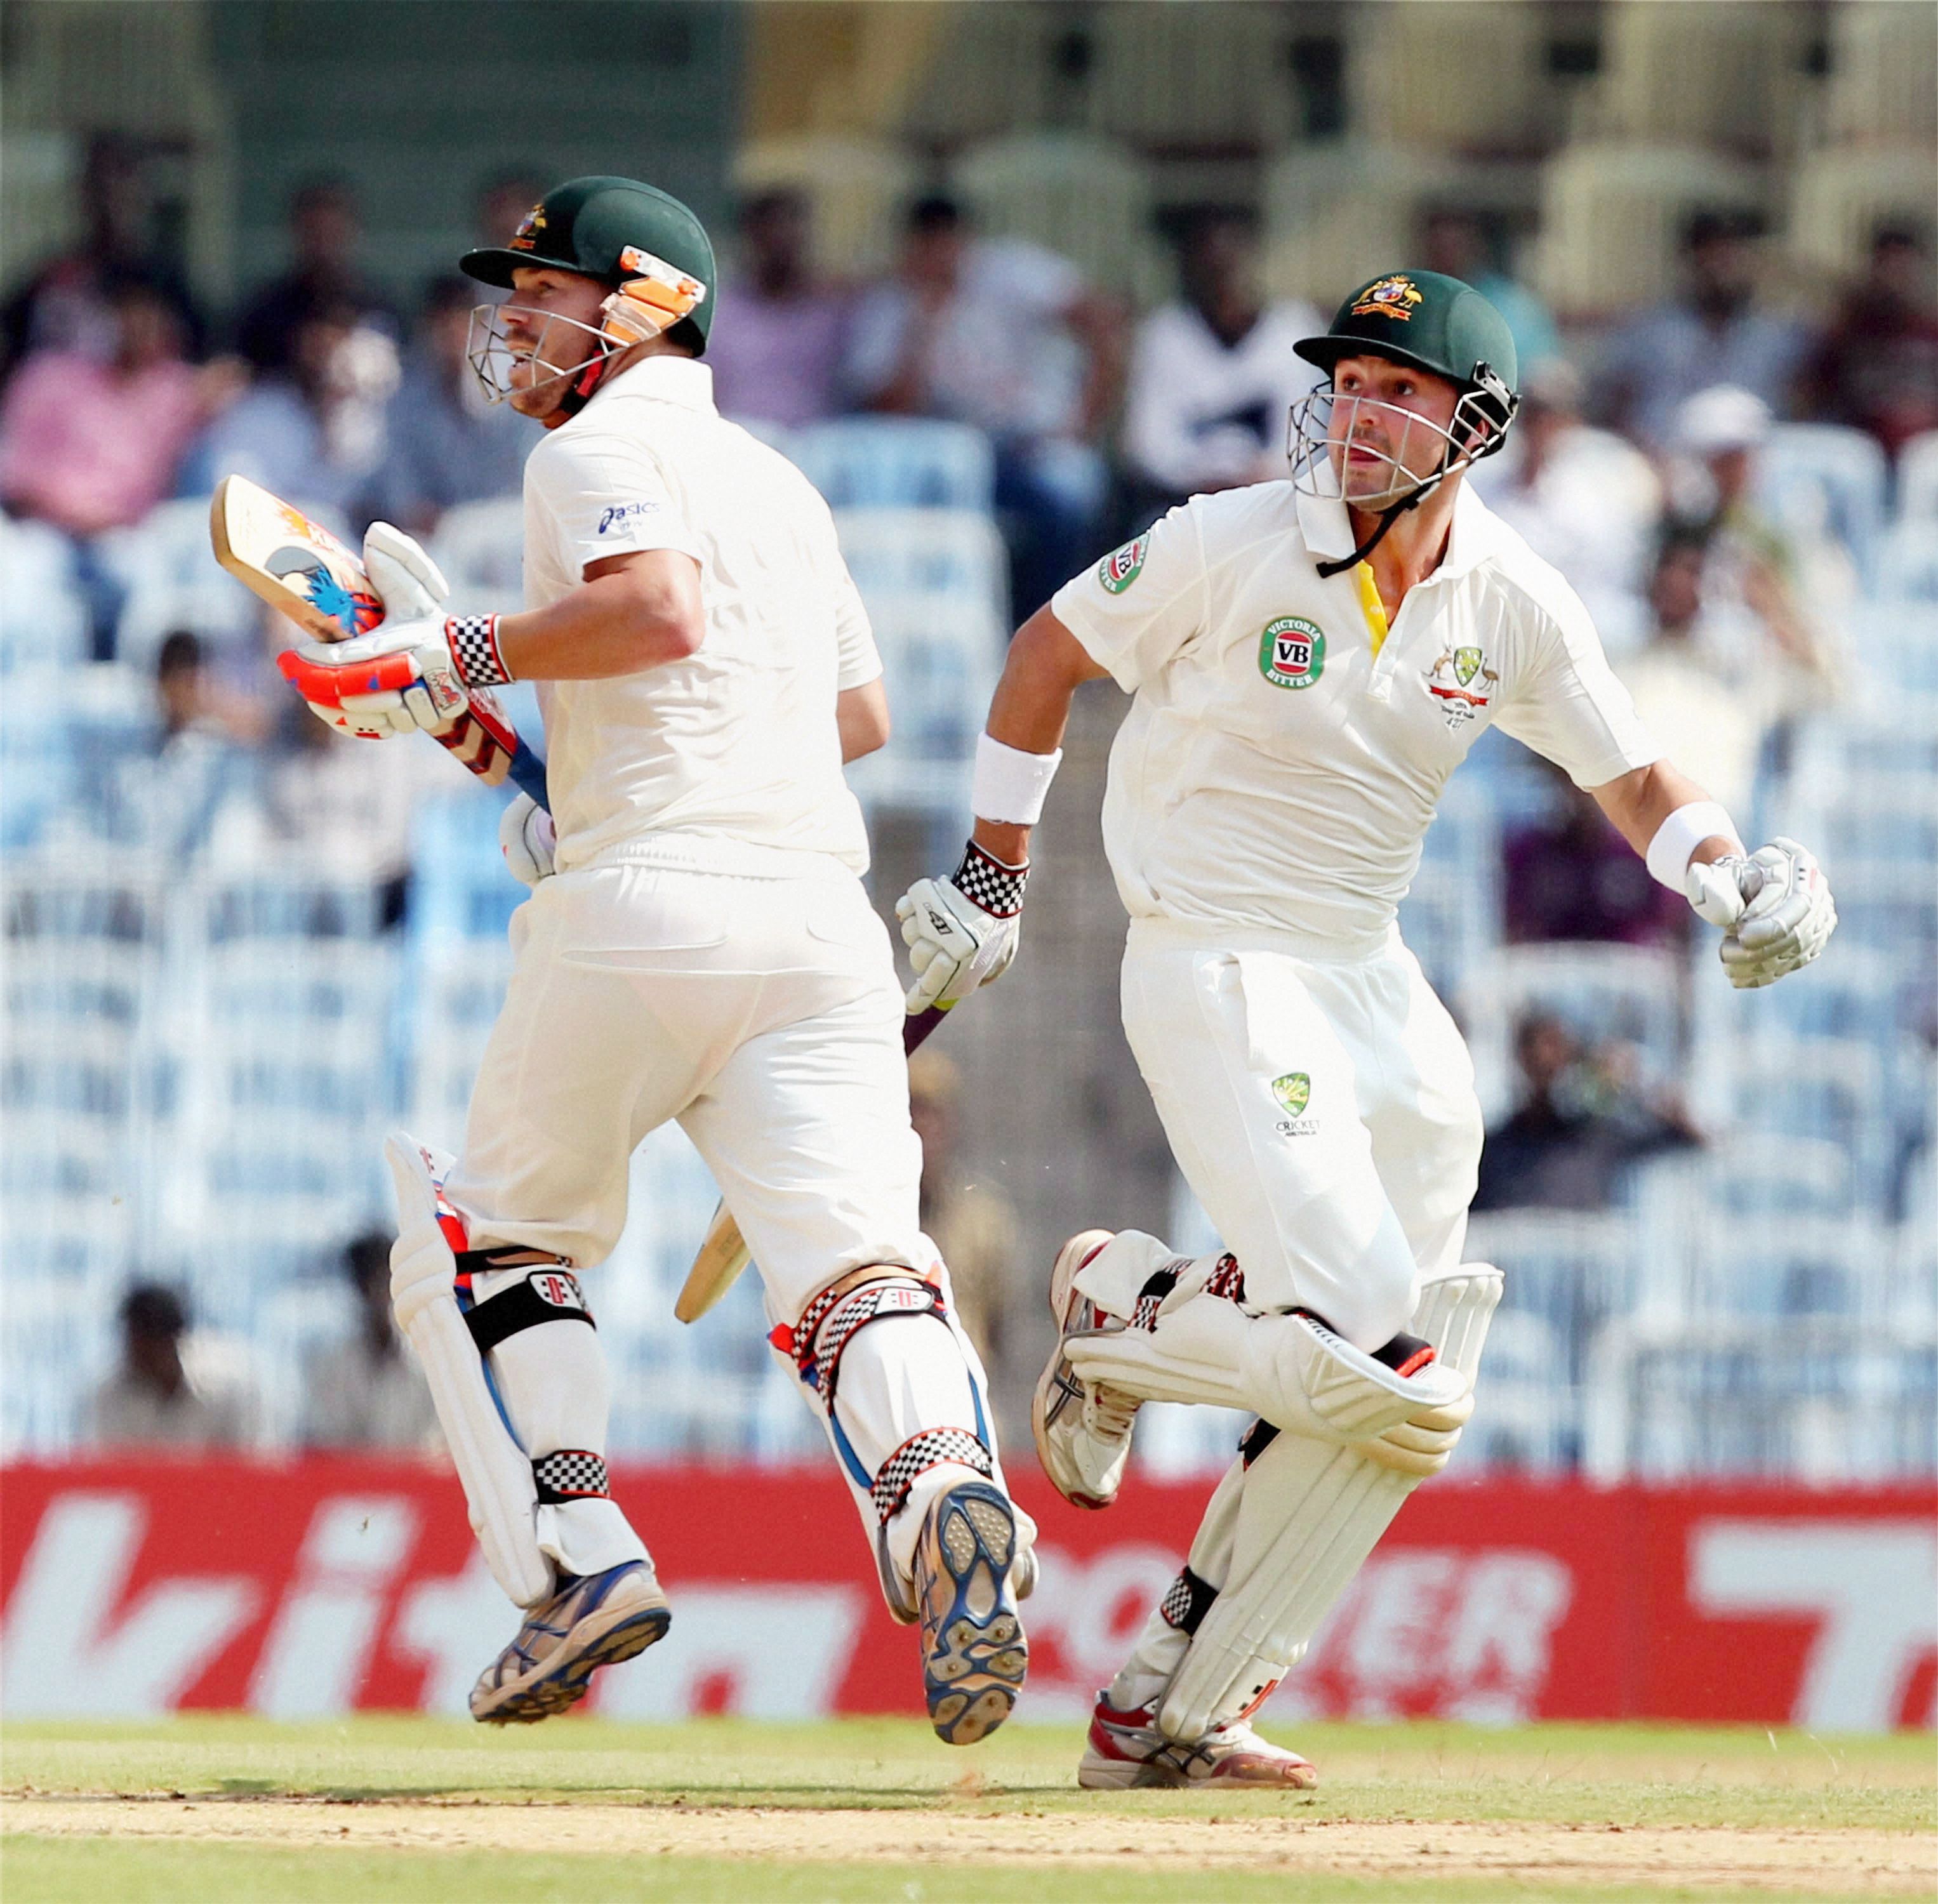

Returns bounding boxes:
[521,354,881,875]
[1051,480,1660,955]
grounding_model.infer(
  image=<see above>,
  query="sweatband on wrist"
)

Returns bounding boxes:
[971,732,1063,826]
[1645,800,1743,890]
[447,615,512,688]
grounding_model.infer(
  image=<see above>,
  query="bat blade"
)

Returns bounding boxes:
[210,474,383,644]
[674,1003,953,1324]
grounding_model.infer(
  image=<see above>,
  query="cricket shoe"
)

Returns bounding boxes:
[469,1559,670,1724]
[1032,1229,1141,1509]
[915,1480,1029,1745]
[1077,1695,1318,1790]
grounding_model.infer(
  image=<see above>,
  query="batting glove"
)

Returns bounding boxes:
[277,522,512,739]
[896,840,1028,1014]
[499,791,557,889]
[1685,837,1836,989]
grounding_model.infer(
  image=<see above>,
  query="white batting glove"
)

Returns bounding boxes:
[896,840,1028,1013]
[277,523,512,740]
[499,793,556,889]
[1686,837,1835,988]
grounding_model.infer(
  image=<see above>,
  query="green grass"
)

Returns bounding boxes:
[4,1716,1932,1829]
[1,1837,1916,1904]
[3,1717,1931,1904]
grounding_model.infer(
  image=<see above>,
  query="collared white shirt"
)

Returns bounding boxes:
[522,354,881,875]
[1051,479,1659,952]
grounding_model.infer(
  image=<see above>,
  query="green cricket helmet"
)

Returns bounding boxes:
[461,174,716,354]
[1295,268,1518,439]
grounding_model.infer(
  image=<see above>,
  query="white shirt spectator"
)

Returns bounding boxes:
[1122,297,1321,499]
[88,1335,270,1451]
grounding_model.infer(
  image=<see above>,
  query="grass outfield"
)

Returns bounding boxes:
[2,1716,1932,1903]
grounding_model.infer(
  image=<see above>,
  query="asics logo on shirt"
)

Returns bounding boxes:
[597,499,665,534]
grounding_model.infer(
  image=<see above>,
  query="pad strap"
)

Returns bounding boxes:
[532,1448,610,1504]
[461,1263,595,1354]
[871,1426,992,1524]
[1160,1566,1219,1636]
[776,1271,946,1410]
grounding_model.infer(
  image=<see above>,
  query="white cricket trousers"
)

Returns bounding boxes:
[444,856,1000,1590]
[1120,918,1483,1352]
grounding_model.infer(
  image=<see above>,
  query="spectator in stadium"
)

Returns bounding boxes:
[1119,206,1320,522]
[1668,385,1836,695]
[1799,220,1938,458]
[302,1231,440,1450]
[235,177,399,376]
[86,1282,268,1451]
[1420,208,1560,377]
[0,276,243,656]
[190,290,398,526]
[376,275,540,533]
[906,1049,1018,1389]
[465,169,547,311]
[1473,357,1663,653]
[1501,755,1688,950]
[707,187,851,430]
[112,628,267,848]
[1614,531,1768,818]
[1593,209,1811,451]
[845,192,1125,612]
[1,132,204,376]
[1472,1013,1701,1212]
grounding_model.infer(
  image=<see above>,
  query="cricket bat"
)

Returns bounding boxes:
[674,1002,950,1323]
[211,473,550,811]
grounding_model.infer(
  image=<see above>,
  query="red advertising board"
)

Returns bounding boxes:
[1,1460,1931,1729]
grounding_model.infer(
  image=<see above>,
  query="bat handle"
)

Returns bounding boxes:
[507,742,551,814]
[903,1002,950,1055]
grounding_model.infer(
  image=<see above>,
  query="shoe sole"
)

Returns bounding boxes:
[1077,1748,1319,1791]
[472,1603,672,1725]
[922,1483,1028,1746]
[1030,1229,1119,1510]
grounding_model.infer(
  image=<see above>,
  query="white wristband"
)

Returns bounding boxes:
[1645,800,1743,890]
[971,733,1063,826]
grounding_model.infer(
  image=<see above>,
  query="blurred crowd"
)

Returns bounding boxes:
[6,142,1935,1453]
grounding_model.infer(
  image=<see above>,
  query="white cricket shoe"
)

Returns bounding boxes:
[1077,1694,1319,1790]
[1032,1229,1140,1509]
[469,1559,670,1724]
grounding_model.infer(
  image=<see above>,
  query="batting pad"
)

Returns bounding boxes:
[385,1134,554,1608]
[1157,1266,1503,1740]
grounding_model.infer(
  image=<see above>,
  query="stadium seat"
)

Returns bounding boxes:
[1262,143,1444,309]
[1756,425,1889,571]
[1788,146,1938,285]
[1822,0,1938,149]
[427,498,527,617]
[97,496,263,672]
[733,135,919,280]
[790,418,995,512]
[1465,1210,1636,1383]
[0,514,88,675]
[952,131,1161,302]
[833,507,1010,626]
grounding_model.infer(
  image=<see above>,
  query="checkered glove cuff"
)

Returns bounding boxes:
[446,614,512,689]
[952,840,1028,920]
[532,1448,609,1503]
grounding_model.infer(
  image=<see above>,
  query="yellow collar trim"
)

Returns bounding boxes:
[1353,562,1390,658]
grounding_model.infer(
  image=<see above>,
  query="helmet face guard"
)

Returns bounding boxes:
[1287,366,1517,512]
[465,302,626,409]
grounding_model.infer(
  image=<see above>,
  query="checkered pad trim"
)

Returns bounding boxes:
[1159,1566,1219,1635]
[790,1278,945,1408]
[1130,1260,1185,1333]
[1205,1252,1246,1304]
[871,1427,992,1524]
[951,840,1028,919]
[532,1448,609,1503]
[447,615,512,688]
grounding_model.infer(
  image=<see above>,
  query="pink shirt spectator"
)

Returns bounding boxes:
[707,282,849,430]
[0,350,202,536]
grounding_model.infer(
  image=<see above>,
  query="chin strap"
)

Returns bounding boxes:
[1315,490,1422,579]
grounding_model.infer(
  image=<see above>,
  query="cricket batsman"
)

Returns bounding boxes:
[895,270,1836,1786]
[279,176,1032,1739]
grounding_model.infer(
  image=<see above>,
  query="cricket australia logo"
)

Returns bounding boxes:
[1259,617,1325,690]
[1098,533,1149,594]
[1424,645,1499,729]
[1271,1071,1317,1136]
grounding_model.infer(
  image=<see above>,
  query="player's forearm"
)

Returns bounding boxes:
[972,605,1105,863]
[1590,760,1736,864]
[495,560,704,680]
